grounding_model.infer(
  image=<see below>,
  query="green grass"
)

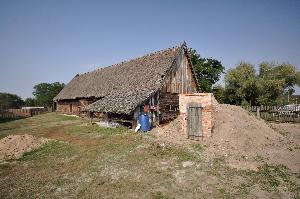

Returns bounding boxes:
[236,183,251,196]
[0,112,84,139]
[152,191,175,199]
[0,113,299,199]
[0,117,24,123]
[19,141,69,161]
[256,164,292,188]
[216,188,234,199]
[254,155,265,162]
[238,163,299,194]
[66,123,129,137]
[191,143,205,151]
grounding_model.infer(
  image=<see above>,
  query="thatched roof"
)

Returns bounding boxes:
[83,89,154,115]
[54,43,196,114]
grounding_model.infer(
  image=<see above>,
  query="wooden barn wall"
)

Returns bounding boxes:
[159,92,179,122]
[162,49,198,94]
[56,98,98,115]
[159,49,198,122]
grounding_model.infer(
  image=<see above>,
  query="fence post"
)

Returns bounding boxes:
[256,107,260,118]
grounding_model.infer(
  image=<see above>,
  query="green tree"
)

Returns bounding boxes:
[212,84,225,103]
[223,61,300,105]
[33,82,65,107]
[257,62,300,105]
[224,62,259,105]
[24,97,37,106]
[188,48,225,92]
[0,92,24,109]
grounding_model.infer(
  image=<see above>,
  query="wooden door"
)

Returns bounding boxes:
[187,103,202,140]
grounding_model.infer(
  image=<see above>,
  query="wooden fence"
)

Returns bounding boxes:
[0,108,50,119]
[244,105,300,123]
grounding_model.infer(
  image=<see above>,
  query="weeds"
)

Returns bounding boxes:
[256,164,288,187]
[19,141,70,161]
[216,188,233,199]
[192,143,205,151]
[0,117,24,123]
[0,162,11,170]
[240,163,300,194]
[66,124,129,137]
[254,155,265,162]
[236,183,251,196]
[149,144,199,162]
[1,113,299,198]
[152,191,174,199]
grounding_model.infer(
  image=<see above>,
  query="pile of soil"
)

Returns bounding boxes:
[151,117,190,146]
[152,104,299,172]
[0,134,49,160]
[205,104,287,170]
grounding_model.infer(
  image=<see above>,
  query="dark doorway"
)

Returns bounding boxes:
[53,102,57,111]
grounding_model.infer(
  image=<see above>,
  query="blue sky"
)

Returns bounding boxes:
[0,0,299,98]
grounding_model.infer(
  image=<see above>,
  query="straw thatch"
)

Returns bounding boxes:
[83,89,154,114]
[54,43,195,114]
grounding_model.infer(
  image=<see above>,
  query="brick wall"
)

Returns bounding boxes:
[179,93,214,139]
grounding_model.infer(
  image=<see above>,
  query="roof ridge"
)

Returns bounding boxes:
[81,43,183,75]
[53,42,190,103]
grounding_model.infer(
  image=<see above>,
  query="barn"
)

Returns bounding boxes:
[53,42,201,129]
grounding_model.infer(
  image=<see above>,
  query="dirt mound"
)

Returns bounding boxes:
[151,118,190,145]
[205,104,288,169]
[208,104,283,156]
[0,134,49,160]
[152,104,299,172]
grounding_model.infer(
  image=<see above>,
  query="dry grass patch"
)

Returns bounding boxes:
[0,113,299,198]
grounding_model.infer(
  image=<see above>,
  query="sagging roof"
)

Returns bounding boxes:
[84,89,154,115]
[54,42,196,114]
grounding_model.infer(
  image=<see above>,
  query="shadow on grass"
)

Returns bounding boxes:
[0,117,25,123]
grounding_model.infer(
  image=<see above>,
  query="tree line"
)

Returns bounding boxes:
[213,62,300,106]
[189,49,300,106]
[0,82,65,109]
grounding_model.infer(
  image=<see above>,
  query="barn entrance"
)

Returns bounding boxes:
[187,103,202,140]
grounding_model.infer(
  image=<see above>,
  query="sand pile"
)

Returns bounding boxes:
[151,117,189,145]
[207,104,284,156]
[0,134,49,160]
[152,104,299,171]
[205,104,290,170]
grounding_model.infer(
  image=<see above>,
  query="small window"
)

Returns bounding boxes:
[70,104,73,113]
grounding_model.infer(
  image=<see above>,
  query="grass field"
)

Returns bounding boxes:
[0,113,299,199]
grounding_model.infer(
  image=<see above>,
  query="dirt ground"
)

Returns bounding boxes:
[153,104,300,173]
[207,104,299,173]
[0,134,49,160]
[0,112,299,199]
[151,104,300,198]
